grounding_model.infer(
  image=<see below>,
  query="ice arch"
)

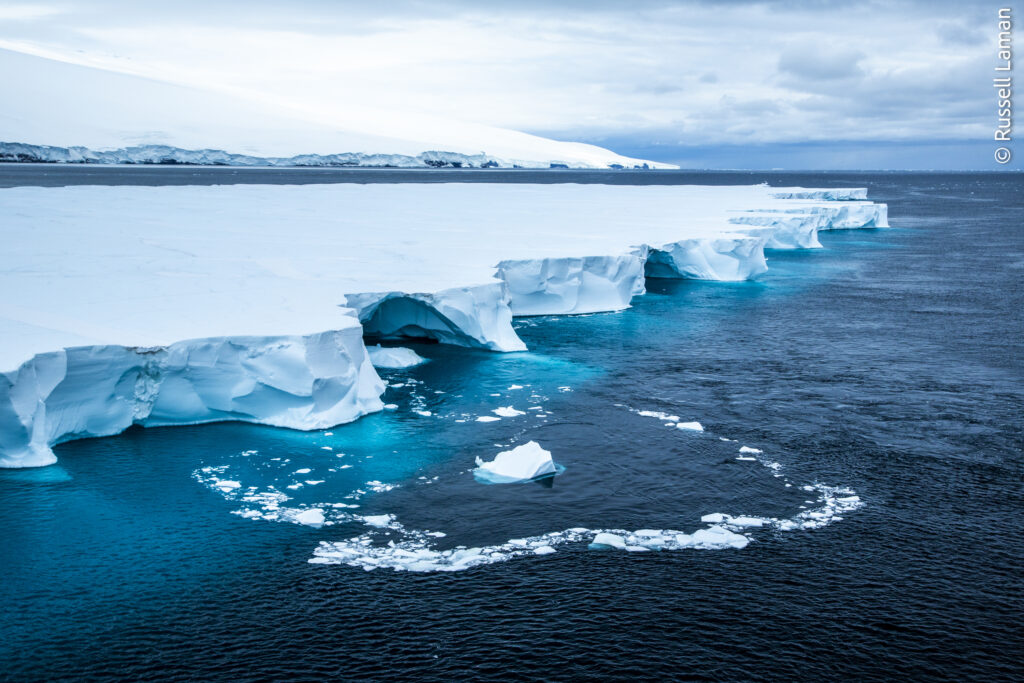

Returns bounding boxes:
[345,285,527,353]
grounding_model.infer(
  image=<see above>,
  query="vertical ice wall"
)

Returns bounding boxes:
[0,329,384,468]
[0,185,889,467]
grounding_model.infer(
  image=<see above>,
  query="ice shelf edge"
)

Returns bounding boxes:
[0,189,887,467]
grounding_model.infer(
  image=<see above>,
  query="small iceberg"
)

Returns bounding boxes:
[473,441,561,484]
[367,345,427,369]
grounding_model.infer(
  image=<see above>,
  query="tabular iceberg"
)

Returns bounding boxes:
[0,182,888,467]
[1,328,384,468]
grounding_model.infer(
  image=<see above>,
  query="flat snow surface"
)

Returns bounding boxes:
[0,182,875,372]
[0,49,669,169]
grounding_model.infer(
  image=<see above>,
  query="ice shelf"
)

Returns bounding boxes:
[0,48,671,170]
[0,182,888,466]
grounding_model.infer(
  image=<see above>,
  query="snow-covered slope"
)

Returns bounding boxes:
[0,182,887,466]
[0,49,672,169]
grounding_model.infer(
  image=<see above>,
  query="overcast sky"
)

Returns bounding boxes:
[0,0,1011,169]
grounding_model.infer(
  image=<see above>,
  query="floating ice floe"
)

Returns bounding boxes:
[493,406,525,417]
[637,410,680,422]
[473,441,560,484]
[633,408,703,431]
[190,404,867,574]
[294,508,326,527]
[361,514,396,528]
[367,345,427,369]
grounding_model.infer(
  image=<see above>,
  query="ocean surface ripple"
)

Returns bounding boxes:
[1,170,1021,681]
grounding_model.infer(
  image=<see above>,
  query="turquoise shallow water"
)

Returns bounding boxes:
[1,171,1022,681]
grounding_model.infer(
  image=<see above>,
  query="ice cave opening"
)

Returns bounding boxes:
[360,296,472,347]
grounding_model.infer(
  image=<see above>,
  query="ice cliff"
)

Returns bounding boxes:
[1,328,384,468]
[0,182,888,466]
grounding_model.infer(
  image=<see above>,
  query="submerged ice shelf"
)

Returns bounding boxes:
[0,182,888,466]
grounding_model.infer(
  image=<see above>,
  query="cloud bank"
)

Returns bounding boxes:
[0,0,1005,168]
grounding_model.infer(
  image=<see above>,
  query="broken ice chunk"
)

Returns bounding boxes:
[638,410,680,422]
[589,532,627,549]
[493,406,525,417]
[362,514,395,528]
[294,508,326,527]
[473,441,559,484]
[692,525,749,549]
[367,345,427,369]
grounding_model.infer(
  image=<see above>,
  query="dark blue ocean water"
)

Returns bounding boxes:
[1,170,1022,681]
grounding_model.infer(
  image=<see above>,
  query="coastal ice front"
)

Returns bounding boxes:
[0,182,888,466]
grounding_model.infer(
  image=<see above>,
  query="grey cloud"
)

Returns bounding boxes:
[778,46,865,81]
[937,22,986,46]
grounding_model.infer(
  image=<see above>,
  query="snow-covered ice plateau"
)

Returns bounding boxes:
[0,182,887,466]
[0,48,669,170]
